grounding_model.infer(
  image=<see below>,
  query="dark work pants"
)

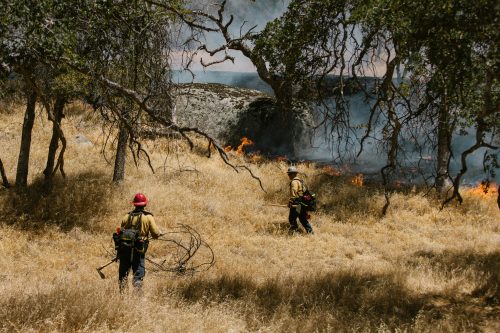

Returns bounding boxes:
[118,247,145,292]
[289,207,313,233]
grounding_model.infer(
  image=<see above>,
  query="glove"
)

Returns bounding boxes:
[112,232,121,251]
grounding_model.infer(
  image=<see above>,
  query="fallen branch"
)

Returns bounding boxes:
[98,224,215,278]
[147,224,215,275]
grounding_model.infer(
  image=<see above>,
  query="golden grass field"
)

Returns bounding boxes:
[0,102,499,332]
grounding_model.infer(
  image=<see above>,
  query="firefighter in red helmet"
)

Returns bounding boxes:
[113,193,161,292]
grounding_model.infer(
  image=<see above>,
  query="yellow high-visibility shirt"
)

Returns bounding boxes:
[290,177,305,200]
[120,211,161,239]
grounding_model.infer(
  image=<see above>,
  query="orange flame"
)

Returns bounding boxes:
[351,173,364,187]
[225,137,254,155]
[465,182,498,198]
[236,137,254,155]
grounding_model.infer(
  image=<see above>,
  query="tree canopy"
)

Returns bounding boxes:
[1,0,498,208]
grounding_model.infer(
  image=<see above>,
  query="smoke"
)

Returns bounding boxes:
[173,70,499,185]
[306,93,383,169]
[306,92,500,185]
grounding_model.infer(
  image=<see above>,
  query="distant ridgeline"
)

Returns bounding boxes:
[173,70,274,95]
[172,70,375,97]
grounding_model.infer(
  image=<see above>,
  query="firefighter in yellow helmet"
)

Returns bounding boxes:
[114,193,161,292]
[287,166,313,234]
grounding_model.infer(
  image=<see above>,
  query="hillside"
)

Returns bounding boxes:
[0,103,499,332]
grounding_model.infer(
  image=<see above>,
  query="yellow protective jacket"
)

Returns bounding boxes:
[290,177,305,202]
[120,210,161,239]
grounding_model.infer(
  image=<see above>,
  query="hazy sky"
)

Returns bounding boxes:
[172,0,388,76]
[172,0,290,72]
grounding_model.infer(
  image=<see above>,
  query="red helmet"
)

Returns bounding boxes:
[132,193,148,206]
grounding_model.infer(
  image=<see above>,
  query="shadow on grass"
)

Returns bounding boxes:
[0,171,115,231]
[177,271,423,325]
[174,250,500,331]
[410,249,500,302]
[260,220,292,236]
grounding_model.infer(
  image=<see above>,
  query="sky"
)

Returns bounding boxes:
[171,0,389,76]
[172,0,290,72]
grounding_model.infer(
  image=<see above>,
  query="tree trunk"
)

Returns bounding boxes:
[113,121,129,183]
[0,158,11,188]
[435,94,452,193]
[43,96,66,180]
[15,90,37,187]
[272,83,297,158]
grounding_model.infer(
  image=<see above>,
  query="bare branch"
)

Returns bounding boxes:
[200,53,235,67]
[129,135,156,174]
[442,69,499,207]
[147,224,215,275]
[96,74,266,189]
[235,165,266,193]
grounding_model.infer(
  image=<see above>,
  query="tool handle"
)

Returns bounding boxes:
[97,256,118,270]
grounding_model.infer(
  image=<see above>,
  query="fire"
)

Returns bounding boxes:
[465,181,498,198]
[351,173,364,187]
[236,137,254,155]
[225,137,254,155]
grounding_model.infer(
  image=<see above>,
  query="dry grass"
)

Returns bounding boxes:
[0,103,499,332]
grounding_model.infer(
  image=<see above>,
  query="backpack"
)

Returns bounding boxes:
[299,180,317,211]
[113,212,148,254]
